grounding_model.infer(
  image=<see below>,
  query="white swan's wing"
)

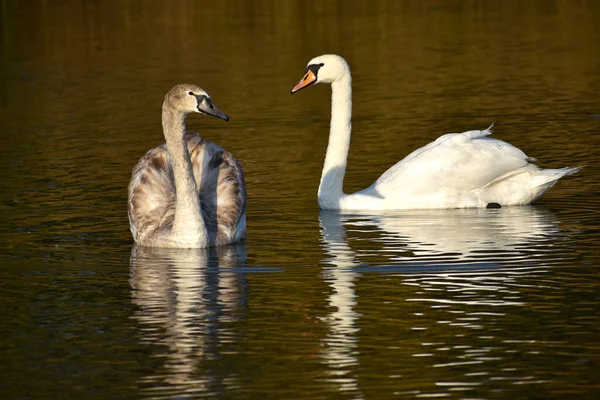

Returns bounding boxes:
[370,126,533,197]
[128,133,246,245]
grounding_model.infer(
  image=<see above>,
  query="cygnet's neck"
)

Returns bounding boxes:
[318,74,352,209]
[162,104,207,241]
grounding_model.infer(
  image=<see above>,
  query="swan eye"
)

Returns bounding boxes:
[188,91,194,95]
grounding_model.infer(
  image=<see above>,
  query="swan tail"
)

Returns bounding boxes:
[559,165,583,176]
[519,166,582,204]
[532,166,583,188]
[476,164,581,206]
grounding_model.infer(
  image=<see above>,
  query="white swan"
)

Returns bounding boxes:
[128,84,246,248]
[291,54,581,210]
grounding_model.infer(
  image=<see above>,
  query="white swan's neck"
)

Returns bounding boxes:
[162,106,207,243]
[319,74,352,209]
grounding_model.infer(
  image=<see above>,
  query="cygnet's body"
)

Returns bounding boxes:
[128,84,246,248]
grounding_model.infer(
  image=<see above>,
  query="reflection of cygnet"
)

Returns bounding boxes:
[129,244,246,391]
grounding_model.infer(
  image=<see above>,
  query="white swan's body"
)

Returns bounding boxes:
[128,84,246,248]
[291,54,580,210]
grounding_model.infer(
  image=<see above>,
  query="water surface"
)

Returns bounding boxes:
[1,1,599,399]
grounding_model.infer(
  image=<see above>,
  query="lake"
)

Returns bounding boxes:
[1,1,599,399]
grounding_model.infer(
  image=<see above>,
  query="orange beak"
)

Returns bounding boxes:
[291,70,317,94]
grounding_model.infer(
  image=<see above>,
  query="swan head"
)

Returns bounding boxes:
[291,54,350,94]
[164,83,229,122]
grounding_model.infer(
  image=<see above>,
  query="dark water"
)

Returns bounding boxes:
[1,1,600,399]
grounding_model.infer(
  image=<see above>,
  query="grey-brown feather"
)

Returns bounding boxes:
[128,132,246,246]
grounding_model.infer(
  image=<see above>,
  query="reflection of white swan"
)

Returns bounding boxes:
[319,208,570,393]
[320,206,566,314]
[130,243,247,395]
[319,213,364,399]
[322,206,561,265]
[319,207,564,398]
[292,54,580,210]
